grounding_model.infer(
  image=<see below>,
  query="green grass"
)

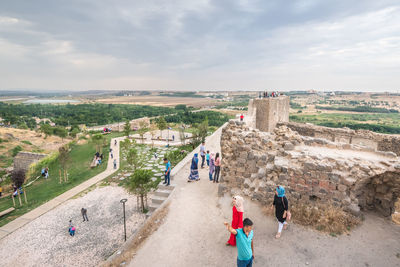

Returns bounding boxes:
[21,140,33,145]
[0,132,124,227]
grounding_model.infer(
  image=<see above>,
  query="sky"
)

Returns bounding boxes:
[0,0,399,92]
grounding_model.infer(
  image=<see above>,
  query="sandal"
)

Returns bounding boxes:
[283,224,288,230]
[275,233,281,239]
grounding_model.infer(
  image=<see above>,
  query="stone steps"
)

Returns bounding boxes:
[154,189,171,198]
[152,195,168,205]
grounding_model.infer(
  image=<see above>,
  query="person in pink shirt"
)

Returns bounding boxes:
[213,152,221,183]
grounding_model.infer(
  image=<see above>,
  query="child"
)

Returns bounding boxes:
[68,220,76,236]
[224,218,254,267]
[209,153,215,181]
[206,151,210,167]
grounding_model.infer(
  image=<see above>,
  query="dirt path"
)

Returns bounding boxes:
[128,130,400,267]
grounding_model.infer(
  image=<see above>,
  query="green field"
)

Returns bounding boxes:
[0,132,123,226]
[290,113,400,134]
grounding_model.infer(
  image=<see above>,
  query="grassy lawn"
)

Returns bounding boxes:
[0,132,124,227]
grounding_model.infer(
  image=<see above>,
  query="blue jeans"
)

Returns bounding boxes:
[164,172,170,185]
[209,172,213,181]
[237,258,253,267]
[206,159,210,166]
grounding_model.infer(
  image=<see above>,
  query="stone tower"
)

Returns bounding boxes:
[247,96,289,132]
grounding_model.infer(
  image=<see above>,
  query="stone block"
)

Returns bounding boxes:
[338,184,347,192]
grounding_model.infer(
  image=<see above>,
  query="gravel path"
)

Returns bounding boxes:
[0,186,145,267]
[128,128,400,267]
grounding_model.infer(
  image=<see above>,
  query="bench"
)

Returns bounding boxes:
[0,207,15,217]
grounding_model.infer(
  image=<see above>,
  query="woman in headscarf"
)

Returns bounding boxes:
[226,195,244,246]
[272,185,289,239]
[188,153,199,182]
[208,152,215,181]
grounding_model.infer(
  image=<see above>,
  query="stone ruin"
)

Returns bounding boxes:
[219,98,400,217]
[13,152,47,173]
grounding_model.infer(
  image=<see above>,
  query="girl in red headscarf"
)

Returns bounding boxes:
[226,195,244,246]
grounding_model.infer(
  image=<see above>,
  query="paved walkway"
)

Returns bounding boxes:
[128,128,400,267]
[0,137,124,240]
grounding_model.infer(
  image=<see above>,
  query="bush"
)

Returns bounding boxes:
[21,140,33,145]
[289,201,360,235]
[11,145,22,157]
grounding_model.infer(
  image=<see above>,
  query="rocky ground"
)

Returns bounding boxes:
[0,186,145,267]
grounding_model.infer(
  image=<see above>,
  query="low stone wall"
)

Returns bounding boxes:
[220,120,400,216]
[280,122,400,156]
[13,152,47,172]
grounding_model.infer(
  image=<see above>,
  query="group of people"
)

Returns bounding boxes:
[259,91,282,98]
[188,142,222,183]
[68,207,89,237]
[224,185,290,267]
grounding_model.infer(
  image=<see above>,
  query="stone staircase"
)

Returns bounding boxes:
[147,184,175,217]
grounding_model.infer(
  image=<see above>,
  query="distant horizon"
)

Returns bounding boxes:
[1,88,400,94]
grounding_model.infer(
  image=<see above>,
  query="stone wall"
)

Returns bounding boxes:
[247,96,289,132]
[280,122,400,156]
[13,152,47,172]
[220,120,400,216]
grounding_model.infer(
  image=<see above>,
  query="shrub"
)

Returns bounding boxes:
[11,145,23,157]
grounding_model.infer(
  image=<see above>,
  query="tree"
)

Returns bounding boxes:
[124,120,131,137]
[11,169,26,188]
[149,123,157,148]
[91,134,104,153]
[126,147,144,170]
[138,120,149,144]
[179,125,186,146]
[40,124,53,138]
[54,127,68,140]
[58,145,70,183]
[197,117,209,142]
[70,128,80,138]
[127,169,160,212]
[156,116,167,138]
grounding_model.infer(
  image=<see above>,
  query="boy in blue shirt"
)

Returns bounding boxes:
[206,151,210,167]
[224,218,254,267]
[163,157,171,186]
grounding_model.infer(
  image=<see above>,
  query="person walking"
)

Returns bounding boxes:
[113,159,117,169]
[227,195,244,246]
[214,152,221,183]
[240,114,244,122]
[272,186,289,239]
[200,142,206,168]
[208,153,215,181]
[224,218,254,267]
[163,157,171,186]
[188,153,199,182]
[0,185,2,198]
[81,208,89,222]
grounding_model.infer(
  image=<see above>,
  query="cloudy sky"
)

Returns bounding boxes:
[0,0,399,91]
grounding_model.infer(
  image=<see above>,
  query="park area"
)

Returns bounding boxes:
[0,132,121,227]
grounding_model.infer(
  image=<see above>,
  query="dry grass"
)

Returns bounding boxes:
[290,201,360,235]
[103,203,170,267]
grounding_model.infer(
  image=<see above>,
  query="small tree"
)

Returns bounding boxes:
[40,124,53,138]
[12,169,26,188]
[127,169,160,212]
[179,125,186,146]
[138,120,149,144]
[127,147,143,170]
[197,117,209,142]
[58,145,70,183]
[149,123,157,148]
[124,120,131,137]
[156,117,167,138]
[91,133,104,153]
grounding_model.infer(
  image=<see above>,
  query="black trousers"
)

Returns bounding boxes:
[201,155,205,168]
[82,213,89,221]
[214,166,221,182]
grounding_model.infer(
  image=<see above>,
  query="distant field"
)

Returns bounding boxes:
[290,113,400,134]
[94,95,219,108]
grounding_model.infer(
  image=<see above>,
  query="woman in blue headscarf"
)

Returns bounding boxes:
[188,153,199,182]
[272,185,289,239]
